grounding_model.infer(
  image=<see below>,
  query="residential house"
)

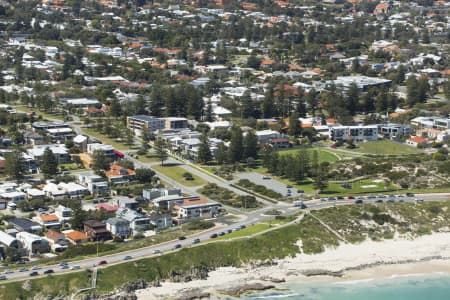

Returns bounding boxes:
[26,188,46,200]
[127,115,165,135]
[44,230,68,252]
[406,136,429,147]
[378,124,412,139]
[330,126,378,142]
[73,135,88,152]
[65,230,91,245]
[96,203,119,213]
[105,164,136,184]
[42,182,67,200]
[87,143,116,161]
[54,205,73,221]
[105,217,131,238]
[57,182,89,199]
[8,218,42,233]
[23,131,45,146]
[116,208,150,234]
[148,212,173,230]
[142,187,182,201]
[0,230,21,249]
[16,232,49,255]
[175,202,222,223]
[27,144,71,164]
[269,138,291,149]
[78,173,109,195]
[255,130,282,143]
[116,197,139,210]
[83,220,111,241]
[0,191,26,202]
[35,214,61,230]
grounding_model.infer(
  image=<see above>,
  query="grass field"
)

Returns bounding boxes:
[82,128,131,151]
[279,147,341,163]
[216,223,272,240]
[322,179,397,196]
[137,154,160,163]
[152,165,207,187]
[351,140,420,155]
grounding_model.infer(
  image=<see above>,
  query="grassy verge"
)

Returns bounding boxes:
[279,147,341,163]
[152,165,207,187]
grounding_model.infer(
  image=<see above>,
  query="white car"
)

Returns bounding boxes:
[70,265,80,270]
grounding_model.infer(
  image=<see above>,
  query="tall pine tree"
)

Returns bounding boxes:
[41,147,58,179]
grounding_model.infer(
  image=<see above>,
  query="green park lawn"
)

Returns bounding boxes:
[351,140,420,155]
[278,147,341,163]
[152,165,207,187]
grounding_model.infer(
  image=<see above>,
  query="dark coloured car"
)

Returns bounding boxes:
[210,233,218,238]
[192,238,200,244]
[240,225,246,229]
[286,185,293,188]
[43,269,54,274]
[297,190,304,193]
[178,236,186,240]
[337,196,344,200]
[174,244,182,249]
[29,271,39,276]
[406,193,415,197]
[123,256,132,260]
[97,260,107,266]
[355,199,363,204]
[376,199,383,203]
[219,232,226,236]
[347,196,355,200]
[227,229,233,234]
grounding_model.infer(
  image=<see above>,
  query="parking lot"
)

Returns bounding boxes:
[234,172,299,198]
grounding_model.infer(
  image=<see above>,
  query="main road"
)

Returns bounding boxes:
[2,193,449,282]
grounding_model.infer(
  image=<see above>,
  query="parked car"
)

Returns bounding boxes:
[60,265,69,269]
[70,265,80,270]
[347,196,355,200]
[210,233,218,238]
[239,225,246,229]
[227,229,233,234]
[192,238,200,244]
[262,176,271,180]
[219,232,226,236]
[286,185,293,188]
[416,198,425,203]
[178,236,186,240]
[97,260,107,266]
[29,271,39,276]
[3,270,13,274]
[376,199,383,203]
[123,256,132,260]
[19,268,28,272]
[43,269,54,274]
[406,193,415,197]
[0,275,6,280]
[355,199,364,204]
[173,244,182,249]
[152,249,161,254]
[31,266,41,271]
[297,190,304,193]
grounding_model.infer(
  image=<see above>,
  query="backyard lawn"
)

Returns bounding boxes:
[350,140,420,155]
[152,165,207,187]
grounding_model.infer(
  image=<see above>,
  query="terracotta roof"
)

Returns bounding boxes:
[261,59,274,65]
[45,230,64,240]
[96,203,119,212]
[65,230,90,241]
[41,214,59,222]
[105,164,136,177]
[408,136,428,144]
[271,138,290,143]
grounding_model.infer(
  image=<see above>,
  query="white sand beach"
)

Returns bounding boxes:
[135,232,450,299]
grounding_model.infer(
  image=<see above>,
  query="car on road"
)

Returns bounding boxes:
[328,197,337,201]
[347,196,355,200]
[29,271,39,276]
[3,270,13,274]
[406,193,415,197]
[219,232,226,236]
[286,185,293,188]
[262,176,271,180]
[0,275,6,280]
[367,195,376,199]
[173,244,182,249]
[97,260,107,266]
[416,198,425,203]
[227,229,233,234]
[152,249,161,254]
[337,196,344,200]
[178,236,186,240]
[396,194,405,198]
[59,262,68,267]
[239,225,246,229]
[355,199,364,204]
[19,268,28,272]
[43,269,54,274]
[210,233,218,238]
[123,256,132,260]
[31,266,41,271]
[60,265,69,269]
[376,199,383,203]
[70,265,80,270]
[297,190,304,193]
[192,238,200,244]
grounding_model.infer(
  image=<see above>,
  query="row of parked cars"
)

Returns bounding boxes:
[318,193,420,203]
